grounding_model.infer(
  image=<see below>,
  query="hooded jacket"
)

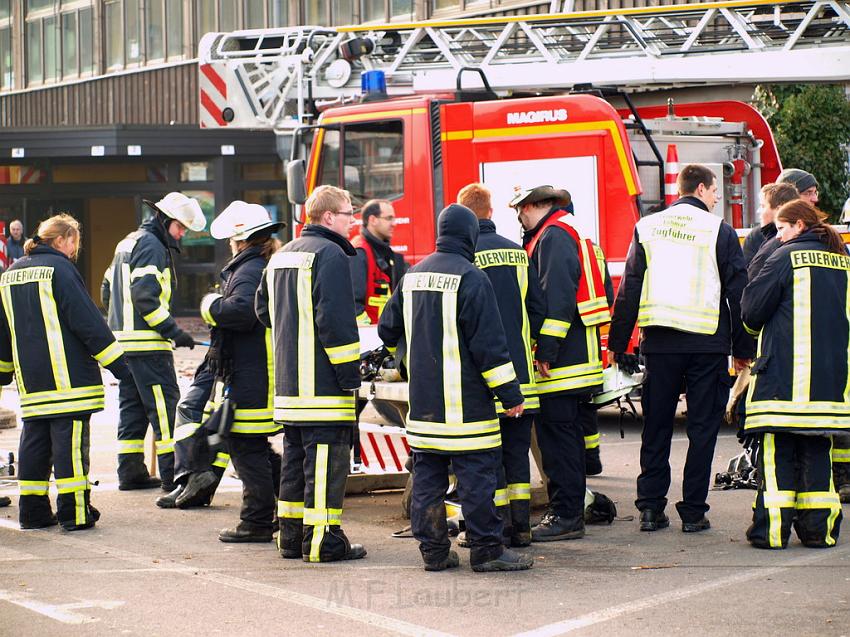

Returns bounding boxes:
[378,204,524,454]
[102,216,183,355]
[742,231,850,436]
[475,218,545,413]
[198,244,277,435]
[256,224,361,426]
[0,245,130,420]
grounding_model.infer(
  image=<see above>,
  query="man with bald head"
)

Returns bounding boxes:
[7,220,24,264]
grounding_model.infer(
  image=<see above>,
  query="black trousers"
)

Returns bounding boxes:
[18,416,95,529]
[173,365,279,526]
[117,354,180,484]
[637,352,728,522]
[496,414,534,533]
[411,449,504,566]
[748,432,842,549]
[579,401,601,455]
[536,394,585,517]
[833,433,850,487]
[278,424,354,562]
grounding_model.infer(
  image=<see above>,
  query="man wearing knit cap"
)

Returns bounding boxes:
[777,168,819,205]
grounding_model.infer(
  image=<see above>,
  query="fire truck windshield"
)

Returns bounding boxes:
[316,120,403,207]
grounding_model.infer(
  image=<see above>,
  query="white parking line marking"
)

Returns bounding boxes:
[0,589,124,625]
[512,543,850,636]
[0,525,456,637]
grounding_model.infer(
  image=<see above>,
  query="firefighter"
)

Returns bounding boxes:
[350,199,408,325]
[102,192,206,491]
[160,202,283,544]
[742,199,846,548]
[513,185,611,542]
[608,164,754,533]
[0,214,131,530]
[378,203,532,572]
[458,183,545,547]
[256,185,366,563]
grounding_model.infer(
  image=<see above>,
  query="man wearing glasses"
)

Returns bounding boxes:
[256,184,367,563]
[350,199,408,325]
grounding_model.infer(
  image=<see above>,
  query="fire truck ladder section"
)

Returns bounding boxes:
[199,0,850,130]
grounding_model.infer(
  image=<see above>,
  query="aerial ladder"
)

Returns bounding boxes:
[198,0,850,131]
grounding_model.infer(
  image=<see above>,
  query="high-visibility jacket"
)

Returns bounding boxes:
[102,218,182,355]
[522,208,608,397]
[0,245,130,420]
[197,245,277,436]
[379,204,524,453]
[742,232,850,435]
[350,229,407,325]
[256,224,361,425]
[635,201,722,334]
[474,219,545,413]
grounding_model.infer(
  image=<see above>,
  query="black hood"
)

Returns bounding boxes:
[436,204,479,262]
[141,214,180,253]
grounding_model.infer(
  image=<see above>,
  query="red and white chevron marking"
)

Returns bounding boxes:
[199,63,228,128]
[355,423,410,475]
[664,144,679,206]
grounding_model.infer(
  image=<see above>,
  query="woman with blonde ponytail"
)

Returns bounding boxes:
[0,214,132,531]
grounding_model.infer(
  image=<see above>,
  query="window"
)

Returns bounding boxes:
[146,0,165,60]
[126,0,142,63]
[332,0,354,25]
[79,7,93,73]
[27,0,53,10]
[62,12,77,77]
[0,0,9,20]
[363,0,386,22]
[318,121,404,205]
[245,0,264,28]
[43,16,58,81]
[432,0,458,10]
[105,0,123,68]
[197,1,215,37]
[0,27,11,89]
[220,0,237,30]
[180,162,213,182]
[304,0,327,25]
[166,0,183,58]
[391,0,413,17]
[26,21,43,83]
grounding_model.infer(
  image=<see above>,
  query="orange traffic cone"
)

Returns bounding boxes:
[664,144,679,207]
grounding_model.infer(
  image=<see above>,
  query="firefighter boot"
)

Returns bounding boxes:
[509,499,532,547]
[117,455,162,491]
[19,497,58,530]
[531,512,585,542]
[278,518,304,559]
[60,492,99,532]
[156,485,183,509]
[471,548,533,573]
[424,550,460,572]
[219,521,274,543]
[175,470,218,509]
[834,462,850,503]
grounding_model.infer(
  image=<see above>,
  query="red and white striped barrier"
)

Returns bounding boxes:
[664,144,679,207]
[199,63,228,128]
[354,422,410,474]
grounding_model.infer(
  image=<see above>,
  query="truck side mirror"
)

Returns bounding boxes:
[286,159,307,205]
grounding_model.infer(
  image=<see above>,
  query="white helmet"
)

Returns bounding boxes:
[146,192,206,232]
[210,201,283,240]
[590,365,642,406]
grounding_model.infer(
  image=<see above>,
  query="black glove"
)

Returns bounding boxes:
[173,330,195,349]
[613,352,640,375]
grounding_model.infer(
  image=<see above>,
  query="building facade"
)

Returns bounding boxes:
[0,0,707,310]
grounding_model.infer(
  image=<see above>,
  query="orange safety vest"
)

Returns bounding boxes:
[524,214,611,326]
[353,235,392,325]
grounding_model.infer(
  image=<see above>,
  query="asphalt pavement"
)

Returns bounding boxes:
[1,361,848,636]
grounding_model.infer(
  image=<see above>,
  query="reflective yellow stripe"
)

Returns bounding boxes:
[274,408,355,422]
[200,293,221,326]
[442,289,462,424]
[122,263,134,332]
[93,341,124,366]
[406,431,501,452]
[826,438,841,545]
[174,422,201,441]
[762,490,796,508]
[637,303,719,333]
[55,476,89,494]
[143,305,170,328]
[118,439,145,454]
[19,480,49,496]
[517,264,535,385]
[21,397,105,419]
[406,418,500,438]
[832,447,850,463]
[71,419,86,525]
[213,452,230,468]
[743,321,760,337]
[845,271,850,402]
[308,444,329,563]
[129,265,161,279]
[507,483,531,501]
[303,507,343,526]
[152,384,172,444]
[763,433,783,548]
[493,488,509,507]
[540,318,570,338]
[795,491,841,510]
[38,279,71,390]
[230,420,281,435]
[278,500,305,519]
[482,361,516,389]
[156,439,174,455]
[0,359,14,373]
[792,268,812,402]
[584,433,600,450]
[298,266,315,397]
[745,413,850,431]
[324,341,360,365]
[274,395,355,409]
[266,328,275,418]
[20,385,103,406]
[114,329,169,342]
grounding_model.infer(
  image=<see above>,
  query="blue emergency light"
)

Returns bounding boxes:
[361,70,387,99]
